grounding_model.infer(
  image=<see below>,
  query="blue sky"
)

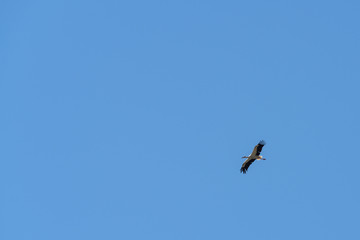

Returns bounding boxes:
[1,0,359,239]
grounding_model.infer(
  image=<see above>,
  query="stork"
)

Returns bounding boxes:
[240,140,266,174]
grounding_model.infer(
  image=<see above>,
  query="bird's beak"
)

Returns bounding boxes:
[263,158,266,160]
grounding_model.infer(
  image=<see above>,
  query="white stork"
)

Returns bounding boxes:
[240,140,266,174]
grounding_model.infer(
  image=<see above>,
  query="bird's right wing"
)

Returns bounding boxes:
[250,140,266,156]
[240,158,256,174]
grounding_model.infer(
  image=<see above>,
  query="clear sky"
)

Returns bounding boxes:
[1,0,359,239]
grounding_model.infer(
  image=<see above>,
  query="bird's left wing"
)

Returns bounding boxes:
[240,158,256,174]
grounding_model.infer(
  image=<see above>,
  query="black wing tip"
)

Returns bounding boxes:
[240,168,247,174]
[259,140,266,146]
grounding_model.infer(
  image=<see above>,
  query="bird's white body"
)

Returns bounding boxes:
[243,155,265,160]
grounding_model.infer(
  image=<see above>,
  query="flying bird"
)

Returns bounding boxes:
[240,140,266,174]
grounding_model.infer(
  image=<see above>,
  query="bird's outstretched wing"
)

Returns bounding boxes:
[250,140,266,156]
[240,158,256,174]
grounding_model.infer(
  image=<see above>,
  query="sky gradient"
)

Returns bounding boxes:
[1,1,360,239]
